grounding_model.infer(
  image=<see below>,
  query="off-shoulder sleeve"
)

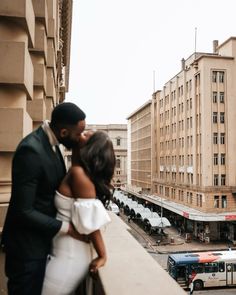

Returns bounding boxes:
[71,199,111,234]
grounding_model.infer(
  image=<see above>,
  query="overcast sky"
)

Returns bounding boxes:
[66,0,236,124]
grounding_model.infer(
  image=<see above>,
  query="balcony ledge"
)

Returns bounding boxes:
[96,213,185,295]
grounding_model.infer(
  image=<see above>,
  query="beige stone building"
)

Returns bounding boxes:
[0,0,72,228]
[127,37,236,243]
[86,124,127,189]
[127,101,154,193]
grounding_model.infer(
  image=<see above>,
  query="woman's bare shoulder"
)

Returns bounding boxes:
[69,166,96,198]
[70,166,87,178]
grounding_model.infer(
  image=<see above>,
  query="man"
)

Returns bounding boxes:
[1,102,87,295]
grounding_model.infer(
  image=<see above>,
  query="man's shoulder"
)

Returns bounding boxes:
[17,127,47,153]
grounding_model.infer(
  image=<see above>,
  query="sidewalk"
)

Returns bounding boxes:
[119,212,233,255]
[155,226,233,254]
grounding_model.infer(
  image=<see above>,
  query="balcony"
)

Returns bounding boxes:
[0,0,35,47]
[187,166,193,173]
[0,212,185,294]
[179,166,185,173]
[93,213,185,294]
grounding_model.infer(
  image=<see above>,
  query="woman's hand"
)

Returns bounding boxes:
[89,256,107,273]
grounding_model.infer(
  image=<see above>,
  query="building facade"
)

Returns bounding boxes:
[85,124,127,189]
[127,37,236,243]
[0,0,72,228]
[127,101,152,193]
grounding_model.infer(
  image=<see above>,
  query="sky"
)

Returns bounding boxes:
[66,0,236,124]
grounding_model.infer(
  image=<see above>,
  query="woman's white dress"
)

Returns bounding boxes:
[41,191,111,295]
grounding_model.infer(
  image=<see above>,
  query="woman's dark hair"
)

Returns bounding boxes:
[78,131,116,206]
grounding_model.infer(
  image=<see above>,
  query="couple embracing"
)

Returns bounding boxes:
[1,102,116,295]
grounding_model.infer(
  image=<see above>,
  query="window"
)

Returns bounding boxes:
[116,138,121,146]
[212,71,217,82]
[222,195,227,208]
[214,174,219,186]
[221,153,225,165]
[204,262,219,273]
[219,92,224,103]
[219,133,225,145]
[219,71,224,83]
[220,112,225,123]
[116,159,121,168]
[213,112,217,123]
[212,92,217,103]
[213,133,218,144]
[221,174,226,186]
[199,194,202,207]
[191,264,204,274]
[214,195,220,208]
[213,154,218,165]
[190,192,193,204]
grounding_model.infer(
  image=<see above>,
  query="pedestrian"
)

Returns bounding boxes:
[1,102,88,295]
[189,281,194,295]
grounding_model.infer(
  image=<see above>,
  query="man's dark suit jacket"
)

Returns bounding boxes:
[1,126,66,259]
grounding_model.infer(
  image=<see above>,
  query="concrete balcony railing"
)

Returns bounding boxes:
[94,213,185,295]
[0,0,35,47]
[0,212,185,294]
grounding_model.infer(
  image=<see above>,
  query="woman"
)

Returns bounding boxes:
[42,131,116,294]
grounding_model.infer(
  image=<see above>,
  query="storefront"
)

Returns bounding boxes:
[123,188,236,243]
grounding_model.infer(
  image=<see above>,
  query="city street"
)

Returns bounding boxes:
[119,213,236,295]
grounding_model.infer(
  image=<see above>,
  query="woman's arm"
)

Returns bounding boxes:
[70,166,108,272]
[89,230,107,272]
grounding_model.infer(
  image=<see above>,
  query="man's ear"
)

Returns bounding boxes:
[60,128,69,138]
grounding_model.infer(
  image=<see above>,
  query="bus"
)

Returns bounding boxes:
[167,250,236,290]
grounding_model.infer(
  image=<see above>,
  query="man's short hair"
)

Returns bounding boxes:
[51,102,86,127]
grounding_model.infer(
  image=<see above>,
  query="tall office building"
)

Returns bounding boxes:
[0,0,72,228]
[127,101,152,193]
[128,37,236,242]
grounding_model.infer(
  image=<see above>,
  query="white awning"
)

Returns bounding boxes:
[146,217,171,228]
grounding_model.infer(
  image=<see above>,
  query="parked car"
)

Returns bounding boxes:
[108,202,120,215]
